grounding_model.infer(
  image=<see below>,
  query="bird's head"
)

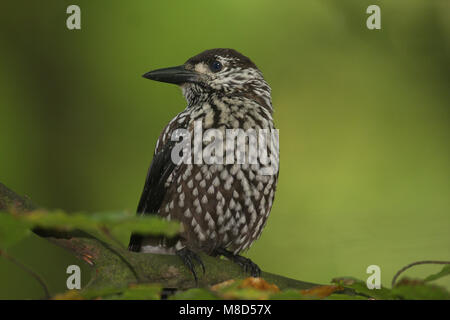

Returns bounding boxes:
[143,48,272,111]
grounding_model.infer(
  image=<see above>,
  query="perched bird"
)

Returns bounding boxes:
[128,48,279,281]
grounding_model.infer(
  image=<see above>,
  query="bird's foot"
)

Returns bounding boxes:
[214,248,261,277]
[176,247,205,285]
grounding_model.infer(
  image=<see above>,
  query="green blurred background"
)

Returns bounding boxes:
[0,0,449,299]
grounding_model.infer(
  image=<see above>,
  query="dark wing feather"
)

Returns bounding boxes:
[128,140,177,252]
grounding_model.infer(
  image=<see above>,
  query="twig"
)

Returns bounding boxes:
[97,226,145,282]
[0,249,50,299]
[391,260,450,288]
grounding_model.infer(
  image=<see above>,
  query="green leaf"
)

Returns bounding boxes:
[170,288,219,300]
[80,284,162,300]
[391,280,450,300]
[326,293,369,300]
[332,277,394,300]
[21,210,181,238]
[119,284,162,300]
[80,287,124,300]
[22,210,98,231]
[0,212,32,250]
[269,289,309,300]
[222,287,274,300]
[109,214,181,245]
[424,265,450,282]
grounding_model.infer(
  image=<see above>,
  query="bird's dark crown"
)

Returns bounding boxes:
[185,48,258,70]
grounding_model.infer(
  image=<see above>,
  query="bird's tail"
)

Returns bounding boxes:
[128,233,143,252]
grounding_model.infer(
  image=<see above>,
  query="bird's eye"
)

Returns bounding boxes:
[210,60,222,72]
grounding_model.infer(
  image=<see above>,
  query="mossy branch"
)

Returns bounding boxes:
[0,182,338,293]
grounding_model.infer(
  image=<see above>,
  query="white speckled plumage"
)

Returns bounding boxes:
[134,49,278,259]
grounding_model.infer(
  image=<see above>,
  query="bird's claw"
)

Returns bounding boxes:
[176,247,205,285]
[215,248,261,277]
[234,255,261,277]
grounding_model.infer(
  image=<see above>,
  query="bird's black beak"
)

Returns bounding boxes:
[142,65,199,85]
